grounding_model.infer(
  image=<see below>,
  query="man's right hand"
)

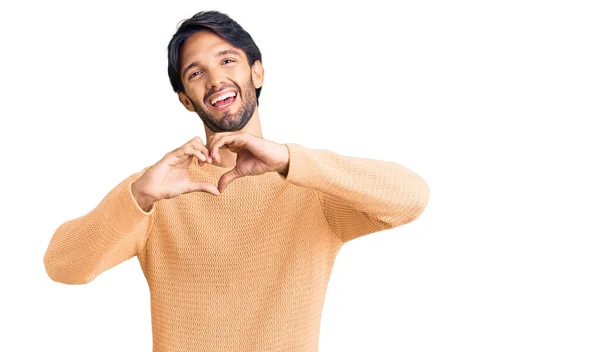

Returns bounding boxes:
[131,136,220,211]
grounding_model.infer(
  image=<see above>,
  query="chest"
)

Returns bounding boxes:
[139,185,338,285]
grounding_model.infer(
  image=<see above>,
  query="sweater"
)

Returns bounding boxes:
[44,142,429,352]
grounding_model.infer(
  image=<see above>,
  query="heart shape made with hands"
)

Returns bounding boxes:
[203,132,290,193]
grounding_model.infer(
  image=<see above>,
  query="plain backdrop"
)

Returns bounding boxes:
[1,0,599,351]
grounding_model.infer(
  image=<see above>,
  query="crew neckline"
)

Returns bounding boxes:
[190,159,287,184]
[191,160,235,174]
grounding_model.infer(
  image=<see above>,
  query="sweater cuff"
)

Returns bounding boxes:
[280,143,324,189]
[100,174,155,235]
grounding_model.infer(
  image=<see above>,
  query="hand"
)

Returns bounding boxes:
[132,136,221,209]
[206,132,290,193]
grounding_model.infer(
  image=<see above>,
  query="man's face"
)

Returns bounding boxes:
[177,30,262,132]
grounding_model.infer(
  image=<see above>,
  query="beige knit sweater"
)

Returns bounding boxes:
[44,142,429,351]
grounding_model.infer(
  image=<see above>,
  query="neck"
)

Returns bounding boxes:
[204,109,263,168]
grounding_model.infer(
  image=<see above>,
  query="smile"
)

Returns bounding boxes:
[209,91,237,111]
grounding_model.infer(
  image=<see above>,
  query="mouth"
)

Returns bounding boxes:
[208,90,238,111]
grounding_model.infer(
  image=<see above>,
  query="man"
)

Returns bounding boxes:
[44,10,429,352]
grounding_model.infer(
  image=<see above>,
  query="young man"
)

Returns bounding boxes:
[44,10,430,352]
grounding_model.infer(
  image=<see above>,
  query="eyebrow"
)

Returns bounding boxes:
[181,49,242,79]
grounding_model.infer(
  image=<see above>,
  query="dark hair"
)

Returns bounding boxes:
[167,11,263,105]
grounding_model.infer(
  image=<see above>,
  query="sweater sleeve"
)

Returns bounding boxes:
[280,143,429,244]
[43,167,155,285]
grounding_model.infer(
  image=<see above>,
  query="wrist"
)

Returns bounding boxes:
[277,164,289,177]
[131,181,155,212]
[276,144,290,177]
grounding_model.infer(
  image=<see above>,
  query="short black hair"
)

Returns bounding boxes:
[167,11,263,105]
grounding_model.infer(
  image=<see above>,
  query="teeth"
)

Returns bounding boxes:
[211,91,237,105]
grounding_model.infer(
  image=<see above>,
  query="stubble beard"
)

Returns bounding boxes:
[191,77,257,133]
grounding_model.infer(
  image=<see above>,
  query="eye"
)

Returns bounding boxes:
[223,58,236,65]
[189,71,202,80]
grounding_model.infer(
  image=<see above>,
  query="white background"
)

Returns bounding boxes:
[1,0,599,351]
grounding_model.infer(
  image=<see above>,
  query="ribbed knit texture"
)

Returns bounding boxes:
[44,143,429,352]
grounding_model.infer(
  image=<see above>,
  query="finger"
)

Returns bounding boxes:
[211,135,238,164]
[171,148,193,167]
[171,145,202,168]
[207,132,236,162]
[218,167,242,193]
[190,145,207,166]
[183,181,221,196]
[193,147,207,162]
[191,139,212,164]
[184,145,207,166]
[191,135,204,144]
[172,136,202,155]
[207,134,222,162]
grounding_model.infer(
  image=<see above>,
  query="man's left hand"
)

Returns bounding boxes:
[206,132,290,193]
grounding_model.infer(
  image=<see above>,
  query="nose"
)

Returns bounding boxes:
[205,69,226,91]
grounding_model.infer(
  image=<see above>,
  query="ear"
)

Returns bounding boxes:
[177,91,196,112]
[250,60,264,89]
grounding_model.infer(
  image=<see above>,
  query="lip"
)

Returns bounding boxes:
[207,89,238,105]
[208,91,238,111]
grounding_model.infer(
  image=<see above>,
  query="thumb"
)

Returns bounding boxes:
[185,181,221,196]
[218,168,243,193]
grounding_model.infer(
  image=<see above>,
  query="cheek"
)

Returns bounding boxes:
[233,67,251,82]
[186,86,206,104]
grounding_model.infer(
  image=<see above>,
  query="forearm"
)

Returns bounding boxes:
[44,169,155,284]
[279,143,429,242]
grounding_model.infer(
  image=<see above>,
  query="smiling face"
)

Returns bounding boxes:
[177,30,264,132]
